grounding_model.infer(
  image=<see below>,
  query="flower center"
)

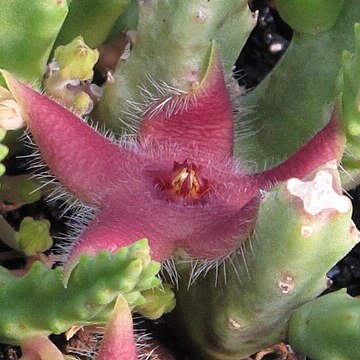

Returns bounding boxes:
[156,160,210,202]
[171,160,208,198]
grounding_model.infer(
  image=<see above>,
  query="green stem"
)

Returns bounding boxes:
[0,216,20,251]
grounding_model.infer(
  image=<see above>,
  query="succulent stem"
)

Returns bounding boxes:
[288,289,360,360]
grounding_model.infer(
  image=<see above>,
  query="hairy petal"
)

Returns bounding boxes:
[66,205,177,269]
[253,111,345,188]
[3,71,139,205]
[67,185,259,269]
[139,48,234,159]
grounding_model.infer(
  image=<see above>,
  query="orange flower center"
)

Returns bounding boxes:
[169,160,209,199]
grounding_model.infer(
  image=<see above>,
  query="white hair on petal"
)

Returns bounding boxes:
[173,227,257,289]
[338,162,355,183]
[139,135,244,180]
[85,117,117,143]
[121,73,200,134]
[176,249,233,289]
[118,76,183,133]
[134,316,159,360]
[18,126,110,263]
[224,73,263,173]
[235,115,261,142]
[50,199,97,263]
[161,257,180,289]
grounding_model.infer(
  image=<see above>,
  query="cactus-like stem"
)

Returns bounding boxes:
[0,175,41,205]
[0,239,161,345]
[171,162,359,359]
[55,0,131,48]
[338,23,360,189]
[276,0,345,34]
[236,1,360,172]
[0,0,68,86]
[95,0,255,132]
[105,0,139,42]
[288,289,360,360]
[0,215,20,251]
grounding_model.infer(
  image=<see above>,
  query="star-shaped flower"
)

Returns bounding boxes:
[2,54,343,269]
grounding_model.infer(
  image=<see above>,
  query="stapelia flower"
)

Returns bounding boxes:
[1,53,343,269]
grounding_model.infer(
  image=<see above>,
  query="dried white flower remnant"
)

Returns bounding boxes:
[287,170,351,215]
[0,86,24,130]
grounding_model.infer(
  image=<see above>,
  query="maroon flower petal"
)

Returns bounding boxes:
[3,71,140,205]
[139,51,234,159]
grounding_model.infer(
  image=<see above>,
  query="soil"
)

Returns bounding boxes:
[1,1,359,359]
